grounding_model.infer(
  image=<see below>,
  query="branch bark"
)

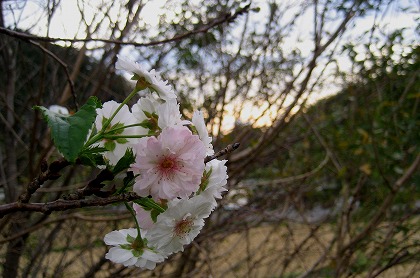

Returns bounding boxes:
[0,192,142,217]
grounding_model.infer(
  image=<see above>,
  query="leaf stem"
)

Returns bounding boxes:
[102,88,139,131]
[107,123,150,134]
[124,201,143,243]
[136,198,165,213]
[83,89,140,148]
[102,134,148,140]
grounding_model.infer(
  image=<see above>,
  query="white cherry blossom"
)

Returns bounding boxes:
[192,110,214,155]
[104,228,165,270]
[95,101,146,165]
[145,196,213,254]
[116,55,177,101]
[198,159,228,208]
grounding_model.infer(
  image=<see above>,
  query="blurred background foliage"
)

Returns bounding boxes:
[0,0,419,277]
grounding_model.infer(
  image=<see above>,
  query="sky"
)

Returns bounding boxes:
[3,0,418,130]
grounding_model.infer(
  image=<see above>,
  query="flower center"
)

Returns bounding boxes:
[161,158,175,169]
[130,238,144,251]
[173,215,193,238]
[158,156,179,177]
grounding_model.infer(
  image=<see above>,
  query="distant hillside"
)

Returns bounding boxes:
[243,45,419,215]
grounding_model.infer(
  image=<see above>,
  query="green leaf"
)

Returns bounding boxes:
[126,234,136,244]
[197,168,212,193]
[134,198,165,214]
[104,140,116,151]
[116,138,129,144]
[34,97,101,163]
[108,122,125,135]
[80,146,108,155]
[78,153,106,167]
[112,148,135,174]
[132,249,143,257]
[142,110,153,118]
[150,209,160,222]
[78,146,107,167]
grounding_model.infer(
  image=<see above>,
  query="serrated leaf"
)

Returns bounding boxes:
[112,148,135,174]
[78,146,107,167]
[116,138,129,144]
[138,119,155,130]
[118,171,135,192]
[34,97,101,163]
[78,153,106,167]
[80,146,108,155]
[150,209,160,222]
[104,140,116,151]
[133,197,165,213]
[198,168,212,193]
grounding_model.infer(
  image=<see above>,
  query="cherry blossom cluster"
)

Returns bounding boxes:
[98,56,228,269]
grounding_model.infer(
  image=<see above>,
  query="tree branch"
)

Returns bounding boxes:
[18,158,70,204]
[204,143,240,163]
[0,192,142,217]
[0,4,251,47]
[342,154,420,252]
[0,211,130,244]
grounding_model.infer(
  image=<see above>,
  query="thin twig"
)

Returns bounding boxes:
[342,154,420,252]
[0,211,130,244]
[0,4,251,47]
[17,158,70,204]
[255,154,329,186]
[204,143,240,163]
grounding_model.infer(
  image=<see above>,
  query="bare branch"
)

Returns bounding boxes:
[255,154,329,186]
[0,192,142,217]
[204,143,240,163]
[0,4,251,48]
[18,158,70,204]
[342,154,420,253]
[0,211,130,244]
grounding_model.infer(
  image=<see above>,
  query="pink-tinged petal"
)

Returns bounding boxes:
[134,203,155,230]
[131,125,206,201]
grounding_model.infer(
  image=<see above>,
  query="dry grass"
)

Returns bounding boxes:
[11,219,418,278]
